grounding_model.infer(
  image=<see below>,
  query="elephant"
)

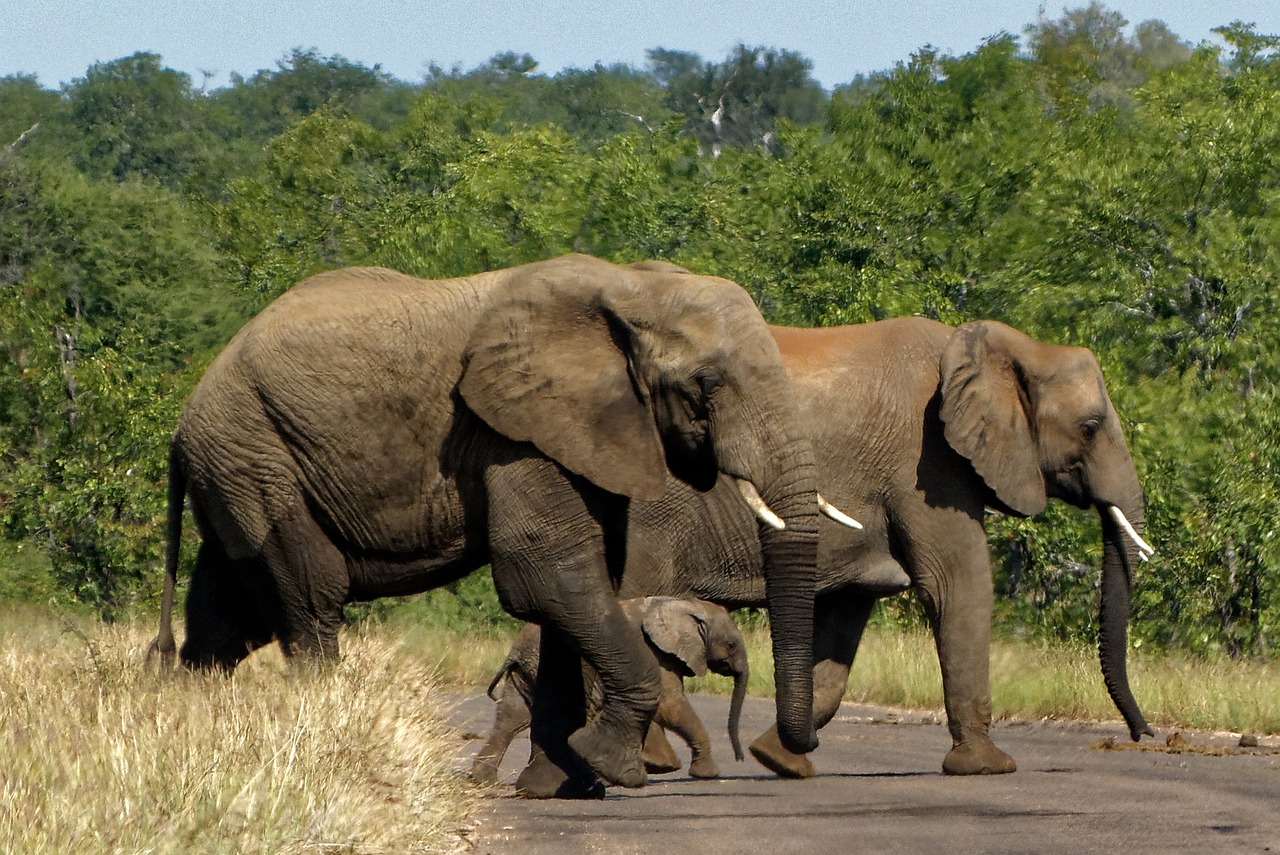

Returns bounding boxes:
[611,315,1154,777]
[147,253,830,799]
[471,597,750,785]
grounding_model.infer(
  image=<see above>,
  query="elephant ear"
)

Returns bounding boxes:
[459,262,668,501]
[641,597,709,676]
[938,321,1047,517]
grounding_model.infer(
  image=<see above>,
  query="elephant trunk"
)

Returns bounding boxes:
[757,462,820,756]
[723,641,751,763]
[1097,496,1155,742]
[728,666,748,762]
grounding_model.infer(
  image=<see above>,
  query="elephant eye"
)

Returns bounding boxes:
[680,386,708,421]
[695,367,724,397]
[1080,417,1102,440]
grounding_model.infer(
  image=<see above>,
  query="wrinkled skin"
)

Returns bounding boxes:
[149,255,820,799]
[617,317,1153,777]
[471,598,750,786]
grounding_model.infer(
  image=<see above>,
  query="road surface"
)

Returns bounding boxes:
[449,692,1278,855]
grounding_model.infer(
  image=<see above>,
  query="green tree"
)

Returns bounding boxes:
[214,48,418,139]
[650,45,827,155]
[59,52,212,187]
[1025,3,1190,112]
[1,153,230,616]
[0,75,60,153]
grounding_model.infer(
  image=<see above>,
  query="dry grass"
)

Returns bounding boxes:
[390,623,514,690]
[5,602,1272,855]
[0,612,478,855]
[689,622,1280,736]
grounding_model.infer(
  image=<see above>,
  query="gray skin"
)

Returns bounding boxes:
[148,254,822,800]
[615,316,1153,778]
[471,597,750,785]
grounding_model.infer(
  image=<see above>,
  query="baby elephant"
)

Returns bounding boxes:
[471,597,750,784]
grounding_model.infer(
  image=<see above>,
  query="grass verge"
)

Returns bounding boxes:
[684,623,1280,736]
[3,599,1274,855]
[373,610,1280,736]
[0,610,477,855]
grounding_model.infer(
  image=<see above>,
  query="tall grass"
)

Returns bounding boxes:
[0,612,477,855]
[3,597,1272,855]
[686,623,1280,736]
[385,603,1279,736]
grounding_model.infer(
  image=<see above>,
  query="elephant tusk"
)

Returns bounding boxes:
[817,494,863,529]
[735,479,785,530]
[1109,506,1155,561]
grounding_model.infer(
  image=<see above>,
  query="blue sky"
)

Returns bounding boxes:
[5,1,1278,91]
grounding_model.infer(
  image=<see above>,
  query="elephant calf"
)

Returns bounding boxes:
[471,597,749,784]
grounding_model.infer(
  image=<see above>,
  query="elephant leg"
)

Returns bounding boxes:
[642,719,681,774]
[471,679,532,785]
[750,588,876,778]
[257,505,348,662]
[489,464,660,797]
[913,531,1016,776]
[565,603,663,789]
[180,538,273,672]
[653,670,718,778]
[514,628,607,798]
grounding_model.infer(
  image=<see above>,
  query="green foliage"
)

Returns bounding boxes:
[344,571,519,634]
[2,8,1279,654]
[1,151,229,620]
[216,48,419,139]
[58,53,210,187]
[0,539,57,603]
[650,44,828,155]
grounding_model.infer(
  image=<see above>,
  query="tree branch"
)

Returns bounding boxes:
[1,123,40,164]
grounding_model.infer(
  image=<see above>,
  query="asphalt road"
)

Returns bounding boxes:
[449,691,1279,855]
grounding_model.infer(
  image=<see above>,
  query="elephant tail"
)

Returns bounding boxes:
[146,436,185,671]
[486,657,517,701]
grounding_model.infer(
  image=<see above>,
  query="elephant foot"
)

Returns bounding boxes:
[514,750,605,800]
[942,739,1017,775]
[748,725,816,779]
[469,757,501,786]
[642,720,681,773]
[688,755,720,779]
[568,720,648,789]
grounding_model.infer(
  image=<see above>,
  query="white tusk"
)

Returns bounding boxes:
[818,494,863,529]
[1109,506,1155,561]
[736,479,786,530]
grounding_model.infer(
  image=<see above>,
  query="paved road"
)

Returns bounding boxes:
[449,692,1278,855]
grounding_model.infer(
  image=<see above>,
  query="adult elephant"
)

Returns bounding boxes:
[149,254,823,799]
[616,316,1155,777]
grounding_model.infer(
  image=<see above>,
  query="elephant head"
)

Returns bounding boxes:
[939,320,1154,741]
[458,255,819,755]
[639,597,751,761]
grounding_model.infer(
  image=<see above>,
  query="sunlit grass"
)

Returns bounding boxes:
[687,622,1280,736]
[3,599,1272,855]
[390,622,515,689]
[0,610,478,855]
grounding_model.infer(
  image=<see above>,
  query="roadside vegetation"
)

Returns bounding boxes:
[5,5,1278,659]
[0,607,477,855]
[3,6,1280,849]
[361,576,1280,735]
